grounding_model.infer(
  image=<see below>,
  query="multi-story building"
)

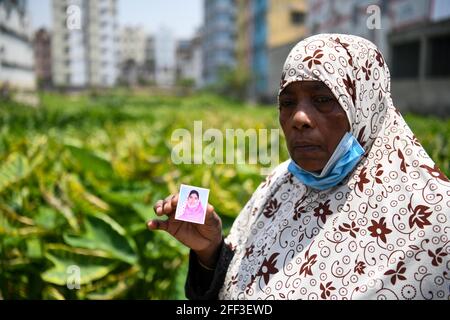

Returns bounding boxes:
[307,0,450,115]
[252,0,268,98]
[176,29,203,88]
[51,0,119,88]
[0,0,36,91]
[203,0,237,85]
[33,28,52,88]
[118,25,146,85]
[236,0,252,77]
[154,26,176,87]
[267,0,307,99]
[119,25,146,65]
[143,35,156,84]
[236,0,308,101]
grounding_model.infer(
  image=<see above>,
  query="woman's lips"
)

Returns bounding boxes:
[292,143,322,155]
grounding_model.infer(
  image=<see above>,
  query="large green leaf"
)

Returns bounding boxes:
[132,203,157,222]
[97,187,153,207]
[82,266,140,300]
[42,286,66,300]
[33,206,64,230]
[85,280,130,300]
[65,144,114,178]
[26,237,43,259]
[0,153,31,193]
[63,214,137,264]
[42,245,118,286]
[62,174,110,215]
[41,189,80,232]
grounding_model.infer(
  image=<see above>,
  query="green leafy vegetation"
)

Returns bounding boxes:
[0,92,448,299]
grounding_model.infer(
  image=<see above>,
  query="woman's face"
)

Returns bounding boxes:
[188,193,199,205]
[279,81,350,172]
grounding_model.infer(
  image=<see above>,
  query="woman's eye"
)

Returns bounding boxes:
[279,100,296,108]
[313,96,333,104]
[313,96,336,112]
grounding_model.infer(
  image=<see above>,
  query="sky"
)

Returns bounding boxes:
[27,0,203,39]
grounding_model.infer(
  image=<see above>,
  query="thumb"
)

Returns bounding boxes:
[204,204,219,223]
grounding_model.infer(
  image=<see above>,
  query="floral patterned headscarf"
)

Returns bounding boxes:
[219,34,450,300]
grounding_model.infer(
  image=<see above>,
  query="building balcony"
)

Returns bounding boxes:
[0,25,31,44]
[1,59,34,72]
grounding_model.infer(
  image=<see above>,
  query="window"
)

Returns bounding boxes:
[291,11,305,25]
[428,34,450,77]
[391,41,420,79]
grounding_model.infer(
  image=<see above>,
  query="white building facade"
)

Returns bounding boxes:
[119,26,146,65]
[176,30,203,88]
[0,0,36,90]
[154,26,176,87]
[118,25,147,85]
[52,0,118,88]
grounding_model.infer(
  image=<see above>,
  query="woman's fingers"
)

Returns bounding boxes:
[153,199,164,216]
[171,194,179,208]
[154,194,178,217]
[147,219,168,231]
[162,194,176,215]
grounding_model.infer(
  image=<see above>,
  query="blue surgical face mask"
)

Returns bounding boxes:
[288,132,365,191]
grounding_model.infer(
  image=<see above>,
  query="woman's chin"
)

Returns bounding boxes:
[293,159,325,173]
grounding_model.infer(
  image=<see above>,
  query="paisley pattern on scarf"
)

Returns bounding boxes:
[218,34,450,300]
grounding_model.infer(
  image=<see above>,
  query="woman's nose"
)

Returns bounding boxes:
[292,102,314,129]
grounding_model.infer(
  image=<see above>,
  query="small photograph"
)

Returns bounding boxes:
[175,184,210,225]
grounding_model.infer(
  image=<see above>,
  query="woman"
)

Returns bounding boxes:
[177,190,205,224]
[148,34,450,299]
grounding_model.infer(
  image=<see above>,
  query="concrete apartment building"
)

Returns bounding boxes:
[176,29,203,88]
[154,26,176,87]
[0,0,36,91]
[33,28,52,88]
[118,25,147,85]
[203,0,237,86]
[235,0,308,102]
[51,0,119,88]
[307,0,450,115]
[142,35,156,85]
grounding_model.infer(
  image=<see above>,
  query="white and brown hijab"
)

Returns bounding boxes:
[219,34,450,300]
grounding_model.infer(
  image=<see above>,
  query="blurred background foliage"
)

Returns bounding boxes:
[0,91,282,299]
[0,91,448,299]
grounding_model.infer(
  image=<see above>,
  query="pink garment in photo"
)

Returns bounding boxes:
[179,201,204,223]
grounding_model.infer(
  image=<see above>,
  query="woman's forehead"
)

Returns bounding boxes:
[280,81,331,95]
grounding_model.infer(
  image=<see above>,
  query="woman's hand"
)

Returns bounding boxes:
[147,194,223,268]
